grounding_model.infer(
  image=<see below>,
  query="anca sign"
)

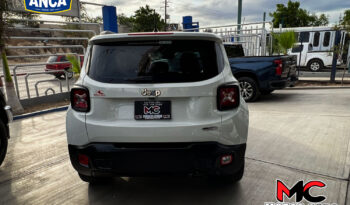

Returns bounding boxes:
[24,0,72,14]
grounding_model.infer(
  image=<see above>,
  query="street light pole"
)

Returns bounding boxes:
[237,0,242,41]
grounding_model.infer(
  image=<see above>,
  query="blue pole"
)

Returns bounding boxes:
[102,6,118,33]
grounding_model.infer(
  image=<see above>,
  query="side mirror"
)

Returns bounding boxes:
[308,44,313,51]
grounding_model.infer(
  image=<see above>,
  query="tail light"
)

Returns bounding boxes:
[71,87,90,112]
[217,84,240,111]
[274,59,283,76]
[78,154,89,167]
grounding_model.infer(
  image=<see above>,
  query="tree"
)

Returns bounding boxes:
[341,10,350,29]
[270,0,329,28]
[309,14,329,26]
[0,1,23,113]
[132,5,166,32]
[271,31,297,55]
[66,54,81,79]
[118,14,134,28]
[7,11,39,27]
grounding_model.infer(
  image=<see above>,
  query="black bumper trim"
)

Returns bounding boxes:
[269,76,298,89]
[68,142,246,177]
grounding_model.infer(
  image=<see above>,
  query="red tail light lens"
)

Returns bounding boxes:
[217,84,240,111]
[71,87,90,112]
[274,59,283,76]
[78,154,89,167]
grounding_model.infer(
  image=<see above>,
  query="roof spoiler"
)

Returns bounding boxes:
[100,31,116,35]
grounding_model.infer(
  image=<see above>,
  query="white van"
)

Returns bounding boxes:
[288,43,342,71]
[66,32,249,183]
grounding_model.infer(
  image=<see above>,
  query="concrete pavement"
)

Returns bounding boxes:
[0,89,350,204]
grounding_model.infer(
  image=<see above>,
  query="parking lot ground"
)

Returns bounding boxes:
[1,88,350,204]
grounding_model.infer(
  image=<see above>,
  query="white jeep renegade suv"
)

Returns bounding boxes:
[66,32,249,183]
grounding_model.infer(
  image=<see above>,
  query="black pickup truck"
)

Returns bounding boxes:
[0,88,12,166]
[224,43,298,102]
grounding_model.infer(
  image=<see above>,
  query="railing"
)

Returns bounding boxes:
[12,62,74,99]
[7,45,86,55]
[7,27,97,36]
[183,21,272,56]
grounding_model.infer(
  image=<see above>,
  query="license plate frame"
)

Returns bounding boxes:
[134,101,171,120]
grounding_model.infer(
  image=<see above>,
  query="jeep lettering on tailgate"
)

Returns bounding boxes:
[141,89,161,97]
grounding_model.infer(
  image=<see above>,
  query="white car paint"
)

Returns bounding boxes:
[288,43,341,69]
[66,32,249,147]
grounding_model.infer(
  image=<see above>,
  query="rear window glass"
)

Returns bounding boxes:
[60,56,68,62]
[224,45,244,58]
[313,32,320,47]
[47,56,58,63]
[323,32,331,47]
[299,32,310,43]
[88,40,219,84]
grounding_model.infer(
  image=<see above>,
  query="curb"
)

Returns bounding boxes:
[287,86,350,90]
[14,106,69,121]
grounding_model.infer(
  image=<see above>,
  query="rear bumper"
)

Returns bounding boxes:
[269,76,298,89]
[45,68,64,75]
[68,142,246,177]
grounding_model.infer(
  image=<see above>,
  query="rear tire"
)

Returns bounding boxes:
[0,121,8,167]
[307,59,323,72]
[238,77,260,102]
[64,69,74,80]
[54,74,63,79]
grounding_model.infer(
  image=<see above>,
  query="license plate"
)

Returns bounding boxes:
[135,101,171,120]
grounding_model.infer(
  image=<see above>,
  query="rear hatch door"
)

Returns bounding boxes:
[84,38,225,143]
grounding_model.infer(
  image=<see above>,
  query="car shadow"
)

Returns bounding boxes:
[88,176,243,205]
[0,122,21,204]
[254,92,297,103]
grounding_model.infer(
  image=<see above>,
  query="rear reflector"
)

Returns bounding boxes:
[220,155,233,166]
[128,32,174,36]
[70,87,90,112]
[217,84,240,111]
[274,59,283,76]
[78,154,89,167]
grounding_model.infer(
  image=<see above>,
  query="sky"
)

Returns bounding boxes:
[79,0,350,27]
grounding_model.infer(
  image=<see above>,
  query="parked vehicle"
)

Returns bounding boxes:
[0,89,13,166]
[224,43,298,102]
[45,55,84,79]
[288,43,342,72]
[66,32,249,184]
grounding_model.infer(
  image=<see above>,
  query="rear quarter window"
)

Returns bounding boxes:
[224,45,244,58]
[88,40,220,84]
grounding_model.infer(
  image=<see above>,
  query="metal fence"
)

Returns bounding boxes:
[185,21,272,56]
[1,18,100,106]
